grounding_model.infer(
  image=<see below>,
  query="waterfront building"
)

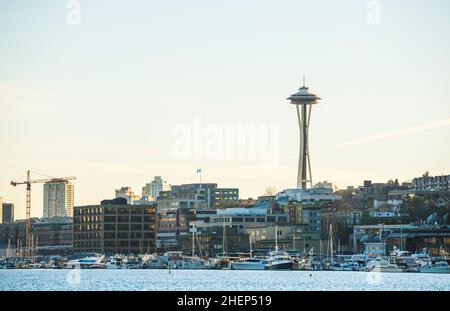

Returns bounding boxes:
[157,207,217,250]
[350,224,417,253]
[301,206,322,233]
[384,226,450,256]
[0,221,26,256]
[412,174,450,191]
[33,217,73,255]
[142,176,171,201]
[320,207,362,231]
[73,198,156,254]
[177,225,250,257]
[211,188,239,208]
[353,180,408,208]
[364,242,386,257]
[276,188,342,204]
[243,224,322,253]
[195,207,288,238]
[158,183,239,209]
[115,186,140,204]
[369,211,399,218]
[0,217,71,256]
[287,201,303,224]
[43,181,74,218]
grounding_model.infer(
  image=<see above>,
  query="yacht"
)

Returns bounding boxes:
[65,254,105,269]
[159,251,183,269]
[367,257,403,273]
[391,248,420,272]
[267,251,294,270]
[420,261,450,274]
[411,249,431,267]
[105,257,123,269]
[231,257,269,270]
[180,256,208,269]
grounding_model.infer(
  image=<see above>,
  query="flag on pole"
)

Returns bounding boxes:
[197,168,202,185]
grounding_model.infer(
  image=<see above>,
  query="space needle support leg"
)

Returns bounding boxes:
[307,104,313,188]
[296,105,303,189]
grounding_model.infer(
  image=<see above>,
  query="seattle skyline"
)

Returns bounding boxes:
[1,0,450,218]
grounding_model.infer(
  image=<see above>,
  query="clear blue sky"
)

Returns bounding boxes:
[1,0,450,218]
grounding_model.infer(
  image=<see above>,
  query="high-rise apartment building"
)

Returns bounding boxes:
[115,186,140,204]
[142,176,171,201]
[1,203,15,224]
[43,181,74,218]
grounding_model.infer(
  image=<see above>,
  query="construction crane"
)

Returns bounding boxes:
[10,170,76,258]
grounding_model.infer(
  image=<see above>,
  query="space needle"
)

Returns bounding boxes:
[287,77,321,189]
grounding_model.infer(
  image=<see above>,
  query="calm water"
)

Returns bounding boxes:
[0,270,449,291]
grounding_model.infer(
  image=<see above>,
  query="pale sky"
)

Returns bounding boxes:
[1,0,450,219]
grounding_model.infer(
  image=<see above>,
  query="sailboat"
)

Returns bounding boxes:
[180,224,207,269]
[213,217,231,269]
[6,238,11,258]
[326,223,340,271]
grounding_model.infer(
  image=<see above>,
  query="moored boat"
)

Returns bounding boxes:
[267,251,293,270]
[367,257,403,273]
[419,261,450,274]
[231,257,269,270]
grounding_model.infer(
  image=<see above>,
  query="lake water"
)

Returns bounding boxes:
[0,270,449,291]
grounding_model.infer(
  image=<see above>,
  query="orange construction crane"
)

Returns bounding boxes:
[10,170,76,258]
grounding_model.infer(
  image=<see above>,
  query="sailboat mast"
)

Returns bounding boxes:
[275,224,278,251]
[249,234,252,258]
[192,224,195,257]
[319,239,322,257]
[7,238,11,258]
[222,217,225,256]
[400,227,403,251]
[330,223,333,264]
[293,231,295,250]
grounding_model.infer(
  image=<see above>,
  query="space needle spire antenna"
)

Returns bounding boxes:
[287,76,321,189]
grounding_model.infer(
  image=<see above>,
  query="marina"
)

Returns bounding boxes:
[1,269,449,291]
[1,246,449,274]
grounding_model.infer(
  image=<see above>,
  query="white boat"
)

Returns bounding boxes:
[266,225,293,270]
[411,249,431,267]
[232,257,269,270]
[367,257,403,273]
[28,263,41,269]
[267,251,293,270]
[180,256,208,269]
[124,258,141,269]
[65,254,105,269]
[420,261,450,274]
[105,257,123,269]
